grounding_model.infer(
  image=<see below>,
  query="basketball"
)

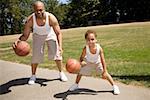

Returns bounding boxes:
[66,58,81,74]
[13,41,30,56]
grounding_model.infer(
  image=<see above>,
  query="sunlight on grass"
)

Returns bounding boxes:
[0,22,150,88]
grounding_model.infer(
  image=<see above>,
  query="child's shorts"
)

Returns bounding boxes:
[31,33,62,63]
[79,62,103,76]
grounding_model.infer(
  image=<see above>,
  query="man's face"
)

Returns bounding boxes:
[34,4,45,18]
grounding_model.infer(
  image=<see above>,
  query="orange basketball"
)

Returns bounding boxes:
[66,58,81,73]
[13,41,30,56]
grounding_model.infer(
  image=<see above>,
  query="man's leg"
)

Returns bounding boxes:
[55,60,62,72]
[47,40,68,82]
[31,63,38,75]
[28,63,38,85]
[55,60,68,82]
[28,34,46,85]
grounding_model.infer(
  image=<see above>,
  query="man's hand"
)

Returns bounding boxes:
[12,39,20,50]
[59,47,63,56]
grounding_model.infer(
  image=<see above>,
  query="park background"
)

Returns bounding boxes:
[0,0,150,35]
[0,0,150,88]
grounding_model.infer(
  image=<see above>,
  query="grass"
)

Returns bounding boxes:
[0,22,150,88]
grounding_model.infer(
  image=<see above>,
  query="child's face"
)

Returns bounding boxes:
[86,33,97,46]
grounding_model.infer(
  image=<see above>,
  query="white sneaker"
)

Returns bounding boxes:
[59,72,68,82]
[28,75,36,85]
[113,85,120,95]
[69,83,79,91]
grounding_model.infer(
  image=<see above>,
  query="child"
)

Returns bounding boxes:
[68,30,120,95]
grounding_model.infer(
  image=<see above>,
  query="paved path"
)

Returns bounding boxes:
[0,60,150,100]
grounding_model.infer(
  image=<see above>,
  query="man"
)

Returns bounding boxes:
[13,1,68,85]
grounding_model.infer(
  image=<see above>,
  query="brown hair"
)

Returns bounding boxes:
[85,30,97,39]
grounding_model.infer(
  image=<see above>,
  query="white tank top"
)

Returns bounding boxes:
[32,12,57,41]
[85,44,101,64]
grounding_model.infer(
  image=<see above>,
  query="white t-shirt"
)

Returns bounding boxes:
[85,44,101,64]
[32,12,57,41]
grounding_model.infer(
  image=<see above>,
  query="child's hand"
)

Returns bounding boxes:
[102,71,108,79]
[80,61,87,66]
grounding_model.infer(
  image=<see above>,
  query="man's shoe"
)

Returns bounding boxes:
[59,72,68,82]
[28,75,36,85]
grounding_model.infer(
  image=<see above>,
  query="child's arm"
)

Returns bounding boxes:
[100,47,107,71]
[80,46,87,66]
[100,47,108,79]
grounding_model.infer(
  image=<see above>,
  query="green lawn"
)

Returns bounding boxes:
[0,22,150,88]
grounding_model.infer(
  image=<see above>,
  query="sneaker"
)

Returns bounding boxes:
[113,85,120,95]
[28,75,36,85]
[59,71,68,82]
[69,83,79,91]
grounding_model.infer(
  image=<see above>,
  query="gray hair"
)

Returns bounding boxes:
[32,1,45,8]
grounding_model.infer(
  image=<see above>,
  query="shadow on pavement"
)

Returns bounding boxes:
[112,75,150,82]
[0,77,60,95]
[54,88,112,100]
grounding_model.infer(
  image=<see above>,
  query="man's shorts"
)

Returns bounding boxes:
[79,62,103,76]
[31,33,62,63]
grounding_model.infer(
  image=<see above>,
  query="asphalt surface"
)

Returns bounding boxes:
[0,60,150,100]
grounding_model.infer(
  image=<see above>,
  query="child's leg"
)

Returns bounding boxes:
[103,72,114,86]
[75,74,82,84]
[103,72,120,95]
[69,74,82,91]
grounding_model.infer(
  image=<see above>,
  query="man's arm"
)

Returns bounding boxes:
[12,16,32,49]
[19,16,33,41]
[49,14,62,51]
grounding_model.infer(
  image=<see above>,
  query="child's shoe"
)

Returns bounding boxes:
[69,83,79,91]
[113,85,120,95]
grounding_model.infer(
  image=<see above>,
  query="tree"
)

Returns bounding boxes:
[44,0,68,27]
[64,0,105,27]
[0,0,67,35]
[0,0,32,35]
[105,0,150,23]
[1,0,150,35]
